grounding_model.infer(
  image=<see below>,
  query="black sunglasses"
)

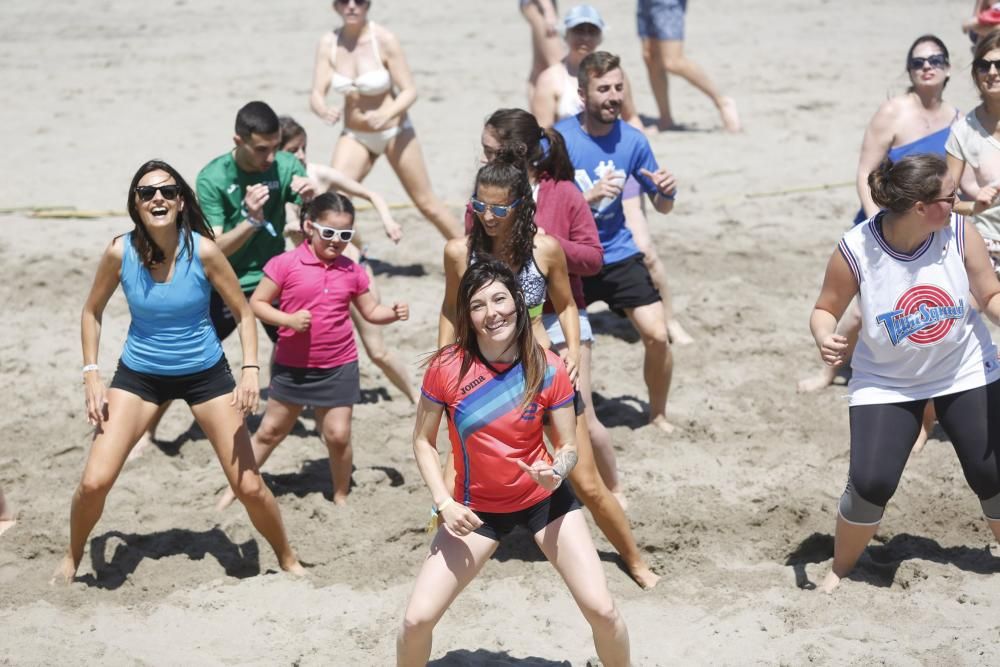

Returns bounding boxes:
[974,58,1000,74]
[135,185,181,201]
[908,54,948,70]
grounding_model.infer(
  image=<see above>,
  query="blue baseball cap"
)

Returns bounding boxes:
[563,5,605,31]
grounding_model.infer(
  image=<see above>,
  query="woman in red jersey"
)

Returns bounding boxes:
[397,259,629,666]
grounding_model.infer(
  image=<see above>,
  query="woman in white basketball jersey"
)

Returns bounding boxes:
[810,154,1000,593]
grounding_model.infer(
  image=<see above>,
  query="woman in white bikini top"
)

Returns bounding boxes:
[308,0,461,240]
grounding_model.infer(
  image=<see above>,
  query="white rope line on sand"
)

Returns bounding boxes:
[3,182,856,220]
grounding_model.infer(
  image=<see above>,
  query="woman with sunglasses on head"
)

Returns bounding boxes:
[799,35,962,405]
[53,160,303,583]
[453,114,660,588]
[309,0,460,240]
[533,4,694,347]
[274,116,417,407]
[217,193,408,509]
[811,154,1000,594]
[400,260,630,666]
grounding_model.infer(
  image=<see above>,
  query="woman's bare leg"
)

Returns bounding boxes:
[191,395,303,574]
[348,262,417,403]
[331,133,378,182]
[578,343,622,500]
[314,405,354,505]
[216,397,303,510]
[520,0,564,100]
[567,414,659,589]
[534,510,630,666]
[911,403,937,455]
[397,527,498,666]
[130,401,171,460]
[384,129,461,240]
[52,389,161,583]
[819,514,880,594]
[623,196,693,345]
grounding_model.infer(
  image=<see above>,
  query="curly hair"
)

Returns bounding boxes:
[468,152,537,271]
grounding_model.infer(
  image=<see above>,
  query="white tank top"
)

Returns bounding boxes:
[841,212,1000,406]
[556,66,583,120]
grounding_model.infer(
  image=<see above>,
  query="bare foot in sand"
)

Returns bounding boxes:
[215,487,237,512]
[650,415,676,434]
[281,558,308,577]
[797,366,836,393]
[628,562,660,590]
[718,97,742,133]
[0,490,15,536]
[819,570,842,594]
[333,493,349,506]
[667,320,694,346]
[50,553,78,585]
[0,518,15,537]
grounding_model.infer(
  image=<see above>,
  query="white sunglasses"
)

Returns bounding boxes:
[310,221,355,242]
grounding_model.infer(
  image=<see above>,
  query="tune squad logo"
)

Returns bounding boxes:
[875,284,965,346]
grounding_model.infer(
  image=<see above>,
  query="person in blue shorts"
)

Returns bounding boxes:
[555,50,679,433]
[637,0,741,132]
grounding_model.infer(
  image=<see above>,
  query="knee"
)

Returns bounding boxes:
[400,609,436,640]
[661,56,684,75]
[641,325,669,349]
[581,598,621,633]
[77,473,114,502]
[233,473,268,505]
[322,424,351,450]
[641,43,656,68]
[254,422,285,448]
[839,477,890,524]
[365,344,391,365]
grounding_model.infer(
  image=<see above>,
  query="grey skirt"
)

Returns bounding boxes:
[268,360,360,408]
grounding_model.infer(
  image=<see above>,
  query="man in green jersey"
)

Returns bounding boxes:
[197,100,316,342]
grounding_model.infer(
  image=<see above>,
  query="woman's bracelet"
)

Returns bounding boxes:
[435,497,454,513]
[241,365,260,370]
[82,364,100,375]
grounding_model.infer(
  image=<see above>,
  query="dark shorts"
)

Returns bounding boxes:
[472,483,581,541]
[582,254,661,317]
[268,361,361,408]
[109,354,235,406]
[210,288,279,344]
[542,391,585,425]
[637,0,687,41]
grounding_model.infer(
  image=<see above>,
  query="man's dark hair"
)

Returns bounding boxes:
[578,51,621,91]
[235,101,280,139]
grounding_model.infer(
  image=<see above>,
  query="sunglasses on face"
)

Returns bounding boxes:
[927,191,958,206]
[975,58,1000,74]
[908,54,948,70]
[335,0,369,6]
[470,196,522,218]
[311,222,355,242]
[135,184,181,201]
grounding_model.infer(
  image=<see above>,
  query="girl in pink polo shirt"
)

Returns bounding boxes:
[218,193,408,507]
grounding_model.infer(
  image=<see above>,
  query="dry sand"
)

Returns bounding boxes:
[3,0,1000,664]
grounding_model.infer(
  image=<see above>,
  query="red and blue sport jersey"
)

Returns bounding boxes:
[421,347,575,513]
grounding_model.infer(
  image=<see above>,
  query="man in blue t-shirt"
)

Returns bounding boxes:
[554,51,678,433]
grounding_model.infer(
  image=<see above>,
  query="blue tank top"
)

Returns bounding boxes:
[120,231,224,375]
[853,121,955,224]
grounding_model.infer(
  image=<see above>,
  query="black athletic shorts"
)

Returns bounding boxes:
[472,482,581,541]
[109,354,236,406]
[210,288,279,343]
[582,254,661,317]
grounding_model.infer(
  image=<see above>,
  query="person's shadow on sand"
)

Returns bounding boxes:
[261,459,404,502]
[490,527,629,578]
[786,531,1000,590]
[429,649,570,666]
[80,527,261,589]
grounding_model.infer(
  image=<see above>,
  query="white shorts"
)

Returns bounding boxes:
[541,311,593,346]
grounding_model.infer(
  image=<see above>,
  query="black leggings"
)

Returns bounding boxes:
[845,380,1000,520]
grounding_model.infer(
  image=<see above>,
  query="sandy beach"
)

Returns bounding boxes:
[4,0,1000,664]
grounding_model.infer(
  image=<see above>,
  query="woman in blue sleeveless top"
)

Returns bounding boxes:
[52,160,303,583]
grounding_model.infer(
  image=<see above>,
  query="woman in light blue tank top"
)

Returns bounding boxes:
[53,160,303,584]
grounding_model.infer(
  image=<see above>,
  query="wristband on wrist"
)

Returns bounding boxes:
[435,497,454,513]
[82,364,100,375]
[241,364,260,370]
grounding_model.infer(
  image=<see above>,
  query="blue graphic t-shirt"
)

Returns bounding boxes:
[554,116,660,264]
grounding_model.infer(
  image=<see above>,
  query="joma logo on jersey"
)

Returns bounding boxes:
[520,402,541,421]
[876,284,964,346]
[460,376,487,394]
